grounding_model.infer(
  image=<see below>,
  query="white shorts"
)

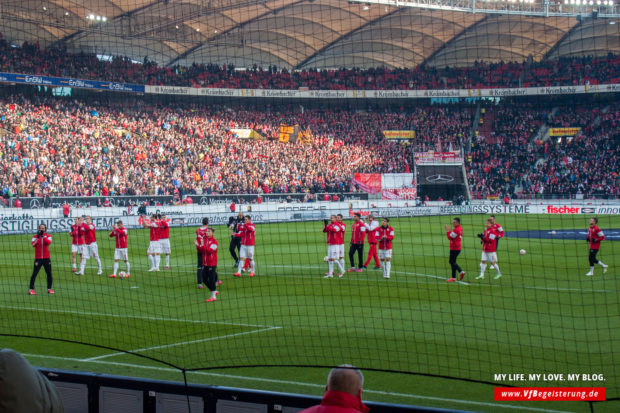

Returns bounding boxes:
[378,249,392,260]
[481,252,498,262]
[327,245,339,260]
[240,245,255,259]
[80,245,90,259]
[338,244,345,258]
[72,244,79,253]
[114,248,128,261]
[88,242,99,258]
[147,241,161,254]
[159,238,171,254]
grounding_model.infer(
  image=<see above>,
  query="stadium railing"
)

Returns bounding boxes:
[39,367,469,413]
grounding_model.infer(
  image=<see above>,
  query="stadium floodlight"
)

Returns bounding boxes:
[348,0,620,17]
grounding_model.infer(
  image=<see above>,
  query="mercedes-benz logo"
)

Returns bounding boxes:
[199,197,209,206]
[425,174,455,183]
[29,198,41,209]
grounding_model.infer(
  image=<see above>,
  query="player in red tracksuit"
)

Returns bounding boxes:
[29,224,54,295]
[375,218,394,279]
[196,217,210,288]
[445,217,465,282]
[362,215,380,270]
[476,219,501,280]
[109,220,130,278]
[234,216,256,277]
[323,215,344,278]
[348,213,366,272]
[195,227,220,302]
[586,217,608,276]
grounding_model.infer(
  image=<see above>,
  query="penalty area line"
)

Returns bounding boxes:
[22,353,572,413]
[83,326,281,361]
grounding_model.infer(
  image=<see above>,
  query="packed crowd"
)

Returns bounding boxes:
[1,36,619,90]
[467,103,619,198]
[0,96,472,197]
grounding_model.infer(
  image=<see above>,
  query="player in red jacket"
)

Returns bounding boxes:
[299,365,369,413]
[586,217,608,276]
[348,213,366,272]
[445,217,465,282]
[336,214,347,273]
[375,218,394,279]
[109,220,130,278]
[476,218,501,280]
[70,216,85,272]
[29,224,54,295]
[158,214,171,270]
[234,215,256,277]
[77,215,103,275]
[323,215,344,278]
[489,215,505,274]
[142,213,161,271]
[195,227,220,302]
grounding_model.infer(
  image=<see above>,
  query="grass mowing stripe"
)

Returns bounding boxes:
[0,304,275,328]
[22,352,575,413]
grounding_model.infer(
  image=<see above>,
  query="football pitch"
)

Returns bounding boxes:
[1,213,618,413]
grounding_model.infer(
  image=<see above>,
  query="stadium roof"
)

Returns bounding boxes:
[0,0,618,69]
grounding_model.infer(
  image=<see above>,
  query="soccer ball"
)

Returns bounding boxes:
[323,256,329,262]
[119,271,127,278]
[519,249,526,255]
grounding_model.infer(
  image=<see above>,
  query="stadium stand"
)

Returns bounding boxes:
[0,36,619,90]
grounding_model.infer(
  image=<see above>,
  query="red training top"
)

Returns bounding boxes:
[375,226,395,250]
[350,221,366,244]
[447,225,463,251]
[588,225,605,250]
[323,223,341,245]
[109,227,128,249]
[32,233,52,259]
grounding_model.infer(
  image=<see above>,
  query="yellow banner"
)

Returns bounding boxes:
[383,130,415,140]
[549,127,581,137]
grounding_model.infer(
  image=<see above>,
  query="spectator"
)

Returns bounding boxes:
[0,348,64,413]
[62,203,70,218]
[300,364,368,413]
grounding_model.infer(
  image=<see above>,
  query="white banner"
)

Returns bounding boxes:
[145,83,620,100]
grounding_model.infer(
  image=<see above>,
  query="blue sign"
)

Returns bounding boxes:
[0,72,144,93]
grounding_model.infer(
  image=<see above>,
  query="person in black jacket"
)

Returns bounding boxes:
[228,212,244,266]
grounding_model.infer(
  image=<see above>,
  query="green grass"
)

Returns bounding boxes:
[1,213,619,413]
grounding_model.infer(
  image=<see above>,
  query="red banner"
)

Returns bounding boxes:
[494,387,605,401]
[353,173,381,194]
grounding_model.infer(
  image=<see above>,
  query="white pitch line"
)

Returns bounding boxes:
[0,305,273,328]
[84,326,281,361]
[266,264,472,285]
[21,353,574,413]
[523,285,620,294]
